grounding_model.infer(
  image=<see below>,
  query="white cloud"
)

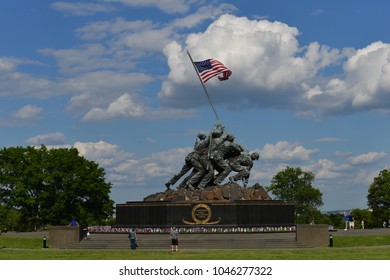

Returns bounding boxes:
[82,92,198,122]
[260,141,318,162]
[347,152,386,165]
[309,158,342,180]
[83,93,145,121]
[62,71,152,114]
[74,140,130,167]
[305,41,390,115]
[73,140,192,185]
[354,168,382,186]
[159,14,342,110]
[104,0,192,14]
[170,4,238,29]
[39,44,137,74]
[51,2,115,16]
[26,132,66,146]
[0,57,53,98]
[0,57,18,72]
[158,14,390,117]
[75,17,156,41]
[0,104,43,127]
[130,147,193,183]
[120,28,174,53]
[74,140,120,158]
[13,105,43,120]
[73,4,235,55]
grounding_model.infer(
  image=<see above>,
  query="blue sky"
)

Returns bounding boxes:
[1,0,390,211]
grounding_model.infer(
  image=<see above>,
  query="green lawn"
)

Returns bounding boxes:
[1,235,390,260]
[1,247,390,260]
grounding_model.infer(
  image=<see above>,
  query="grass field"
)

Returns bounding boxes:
[1,235,390,260]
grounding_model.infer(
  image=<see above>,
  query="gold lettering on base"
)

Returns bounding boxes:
[182,203,221,225]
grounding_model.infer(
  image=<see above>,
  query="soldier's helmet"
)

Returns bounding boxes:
[251,152,260,160]
[226,134,235,141]
[211,130,223,138]
[197,132,206,140]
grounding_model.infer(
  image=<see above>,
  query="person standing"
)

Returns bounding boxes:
[360,220,365,229]
[348,214,355,229]
[170,227,179,252]
[128,228,137,250]
[343,212,349,231]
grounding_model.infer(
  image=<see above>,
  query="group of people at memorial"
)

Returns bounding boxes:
[128,227,180,251]
[165,122,259,190]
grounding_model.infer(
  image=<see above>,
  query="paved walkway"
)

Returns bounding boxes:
[330,227,390,236]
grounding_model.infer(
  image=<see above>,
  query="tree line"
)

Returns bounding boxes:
[266,166,390,228]
[0,146,114,231]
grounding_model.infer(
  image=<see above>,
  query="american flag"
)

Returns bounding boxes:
[194,59,232,83]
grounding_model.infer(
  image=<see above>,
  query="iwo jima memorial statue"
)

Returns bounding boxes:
[115,52,294,229]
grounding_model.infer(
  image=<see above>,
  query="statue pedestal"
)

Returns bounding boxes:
[115,200,294,228]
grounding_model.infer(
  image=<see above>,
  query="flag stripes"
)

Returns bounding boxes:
[194,59,232,83]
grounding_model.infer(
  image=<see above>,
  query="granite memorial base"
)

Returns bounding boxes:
[49,226,80,248]
[115,200,294,228]
[296,224,329,247]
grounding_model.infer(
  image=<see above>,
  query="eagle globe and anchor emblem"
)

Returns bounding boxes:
[182,203,221,225]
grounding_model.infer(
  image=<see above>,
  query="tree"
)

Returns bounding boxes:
[367,168,390,227]
[0,145,114,230]
[0,205,21,231]
[266,166,323,224]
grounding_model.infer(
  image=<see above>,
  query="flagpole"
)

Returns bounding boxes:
[187,50,221,122]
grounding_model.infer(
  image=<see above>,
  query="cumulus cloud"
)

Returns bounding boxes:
[120,147,192,183]
[0,105,43,126]
[159,14,390,117]
[82,93,198,121]
[304,41,390,115]
[74,141,135,170]
[159,14,342,110]
[83,93,145,121]
[353,168,382,186]
[308,158,343,180]
[74,141,123,163]
[26,132,66,146]
[260,141,318,162]
[62,71,153,115]
[347,152,386,165]
[13,105,43,120]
